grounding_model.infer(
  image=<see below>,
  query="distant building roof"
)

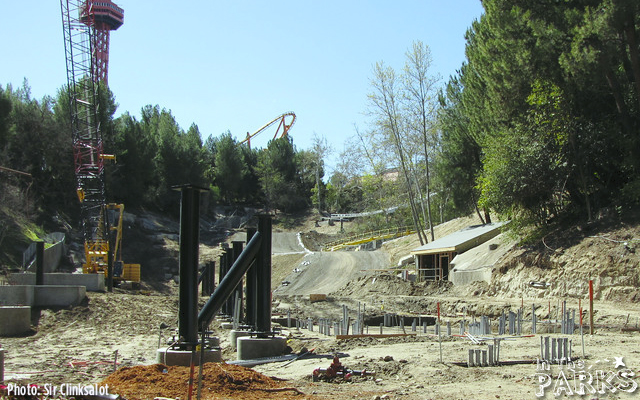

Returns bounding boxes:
[410,221,509,256]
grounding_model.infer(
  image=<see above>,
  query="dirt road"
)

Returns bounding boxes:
[274,251,390,296]
[271,232,308,255]
[269,229,391,295]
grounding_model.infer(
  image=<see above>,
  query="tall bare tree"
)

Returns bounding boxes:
[311,133,332,212]
[368,62,427,245]
[403,40,440,241]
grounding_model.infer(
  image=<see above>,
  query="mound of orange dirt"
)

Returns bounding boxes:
[101,363,308,400]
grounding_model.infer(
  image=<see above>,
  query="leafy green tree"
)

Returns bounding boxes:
[0,86,12,150]
[436,74,485,221]
[212,132,246,203]
[110,112,158,207]
[257,136,309,212]
[238,144,260,203]
[2,81,75,215]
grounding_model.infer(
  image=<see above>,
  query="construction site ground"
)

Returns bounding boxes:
[2,210,640,399]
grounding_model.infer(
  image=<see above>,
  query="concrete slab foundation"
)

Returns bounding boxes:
[0,285,86,307]
[0,306,31,336]
[237,336,286,360]
[156,347,222,366]
[220,322,234,330]
[9,273,105,292]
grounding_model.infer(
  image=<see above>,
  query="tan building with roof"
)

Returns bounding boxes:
[410,221,509,282]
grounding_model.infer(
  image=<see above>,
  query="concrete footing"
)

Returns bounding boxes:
[0,286,33,306]
[156,347,222,366]
[0,306,31,336]
[34,285,86,307]
[9,273,105,292]
[229,330,253,351]
[237,336,286,360]
[0,285,86,307]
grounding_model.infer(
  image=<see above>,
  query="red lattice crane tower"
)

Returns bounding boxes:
[60,0,138,287]
[81,0,124,85]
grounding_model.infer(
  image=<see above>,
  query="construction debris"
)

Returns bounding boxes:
[312,356,375,382]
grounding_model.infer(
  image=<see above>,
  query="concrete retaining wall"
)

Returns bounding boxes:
[449,267,493,286]
[0,306,31,336]
[0,285,86,307]
[23,232,66,272]
[34,285,86,307]
[9,273,105,292]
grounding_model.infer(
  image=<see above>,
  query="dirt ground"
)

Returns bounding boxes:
[3,211,640,399]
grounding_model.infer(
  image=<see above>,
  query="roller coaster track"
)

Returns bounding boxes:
[323,226,415,252]
[328,206,400,221]
[239,112,296,148]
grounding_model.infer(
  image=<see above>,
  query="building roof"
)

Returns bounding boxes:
[410,221,509,256]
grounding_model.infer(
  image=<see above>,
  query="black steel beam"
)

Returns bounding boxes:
[256,215,272,336]
[232,241,244,323]
[35,241,44,286]
[174,185,207,345]
[245,228,257,329]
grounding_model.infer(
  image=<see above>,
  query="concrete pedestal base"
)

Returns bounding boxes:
[9,273,105,292]
[237,336,286,360]
[229,330,253,351]
[220,322,234,330]
[0,285,85,307]
[0,306,31,336]
[156,347,222,366]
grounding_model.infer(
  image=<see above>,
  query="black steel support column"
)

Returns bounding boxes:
[199,261,214,297]
[245,228,257,329]
[222,251,233,316]
[232,241,244,323]
[256,215,272,336]
[218,252,225,304]
[206,261,216,296]
[107,249,114,292]
[35,241,44,286]
[175,185,207,346]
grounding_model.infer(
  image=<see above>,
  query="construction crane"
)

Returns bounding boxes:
[238,112,296,149]
[60,0,139,287]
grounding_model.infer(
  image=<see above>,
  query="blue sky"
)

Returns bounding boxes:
[2,1,483,175]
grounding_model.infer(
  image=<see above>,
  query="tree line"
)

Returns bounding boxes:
[329,0,640,242]
[438,0,640,228]
[0,80,322,225]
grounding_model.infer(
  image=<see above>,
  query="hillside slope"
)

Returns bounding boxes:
[375,210,640,302]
